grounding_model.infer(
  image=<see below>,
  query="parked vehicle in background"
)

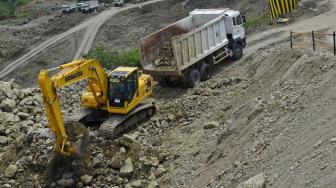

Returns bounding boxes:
[62,4,76,13]
[81,1,99,13]
[113,0,124,7]
[139,9,246,87]
[77,3,85,11]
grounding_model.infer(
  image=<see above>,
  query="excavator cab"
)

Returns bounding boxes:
[108,68,138,108]
[107,67,149,115]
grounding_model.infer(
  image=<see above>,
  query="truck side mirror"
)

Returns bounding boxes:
[242,15,247,24]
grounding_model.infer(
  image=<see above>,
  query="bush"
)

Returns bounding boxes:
[0,2,14,17]
[0,0,34,18]
[245,13,269,29]
[87,44,141,69]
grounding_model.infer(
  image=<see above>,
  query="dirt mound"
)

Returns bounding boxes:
[1,44,336,187]
[154,41,175,67]
[144,46,336,187]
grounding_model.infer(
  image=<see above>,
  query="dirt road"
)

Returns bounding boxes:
[245,0,335,55]
[0,0,163,79]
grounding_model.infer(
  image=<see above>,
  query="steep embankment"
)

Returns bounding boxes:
[1,45,336,187]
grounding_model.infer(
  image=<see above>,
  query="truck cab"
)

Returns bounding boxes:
[113,0,124,7]
[224,10,246,48]
[62,4,76,13]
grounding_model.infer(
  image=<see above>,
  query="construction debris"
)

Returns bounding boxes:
[154,41,176,67]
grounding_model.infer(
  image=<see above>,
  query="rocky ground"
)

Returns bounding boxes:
[1,42,336,187]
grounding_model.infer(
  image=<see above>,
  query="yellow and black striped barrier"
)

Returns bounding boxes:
[268,0,298,20]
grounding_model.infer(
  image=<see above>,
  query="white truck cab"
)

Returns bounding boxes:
[113,0,124,7]
[224,9,246,48]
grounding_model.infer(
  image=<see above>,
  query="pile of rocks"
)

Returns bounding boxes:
[0,79,171,187]
[154,41,175,67]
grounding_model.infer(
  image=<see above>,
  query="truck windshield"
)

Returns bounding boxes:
[236,15,242,25]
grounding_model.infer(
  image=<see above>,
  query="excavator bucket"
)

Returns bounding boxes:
[64,122,89,156]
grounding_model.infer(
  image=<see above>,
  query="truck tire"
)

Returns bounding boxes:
[200,63,212,81]
[231,43,243,61]
[187,69,201,88]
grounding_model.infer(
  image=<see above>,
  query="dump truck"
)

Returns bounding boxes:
[81,1,99,13]
[62,4,76,13]
[139,9,246,87]
[113,0,124,7]
[77,2,85,11]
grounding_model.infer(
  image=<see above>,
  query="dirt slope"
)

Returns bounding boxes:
[150,45,336,187]
[1,44,335,188]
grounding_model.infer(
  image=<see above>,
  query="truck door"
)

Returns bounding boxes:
[232,15,245,40]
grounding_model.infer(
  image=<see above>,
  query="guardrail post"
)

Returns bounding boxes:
[290,31,293,49]
[312,31,315,51]
[333,31,336,55]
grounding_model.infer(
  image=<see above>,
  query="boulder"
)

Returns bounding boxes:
[0,112,15,123]
[111,147,126,169]
[1,98,16,112]
[237,173,266,188]
[131,180,142,187]
[147,180,159,188]
[120,158,133,176]
[57,178,75,188]
[5,165,18,178]
[119,134,140,148]
[144,156,160,167]
[80,174,93,185]
[155,165,167,177]
[204,121,220,129]
[17,112,30,120]
[158,152,169,162]
[0,136,8,145]
[93,153,104,167]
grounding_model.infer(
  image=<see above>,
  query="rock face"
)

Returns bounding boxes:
[237,173,266,188]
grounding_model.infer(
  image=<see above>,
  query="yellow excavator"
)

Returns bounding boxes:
[38,59,155,156]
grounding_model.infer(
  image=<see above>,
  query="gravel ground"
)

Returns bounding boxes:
[1,44,336,187]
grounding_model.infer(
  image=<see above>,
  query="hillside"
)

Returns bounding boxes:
[1,44,336,187]
[1,0,336,187]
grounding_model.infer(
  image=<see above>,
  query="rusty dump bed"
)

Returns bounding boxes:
[139,9,230,80]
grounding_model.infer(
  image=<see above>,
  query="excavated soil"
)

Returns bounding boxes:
[1,42,336,187]
[154,41,175,67]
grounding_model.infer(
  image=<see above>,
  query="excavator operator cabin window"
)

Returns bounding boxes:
[126,71,138,103]
[109,77,126,107]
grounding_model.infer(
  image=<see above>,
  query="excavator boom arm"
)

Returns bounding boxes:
[38,59,108,155]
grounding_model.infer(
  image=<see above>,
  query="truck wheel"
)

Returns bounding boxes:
[231,44,243,61]
[200,64,212,81]
[187,69,201,88]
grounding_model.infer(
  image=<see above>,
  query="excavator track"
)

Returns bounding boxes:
[98,103,156,138]
[72,103,156,139]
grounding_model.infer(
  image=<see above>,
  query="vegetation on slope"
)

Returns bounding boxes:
[87,43,141,69]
